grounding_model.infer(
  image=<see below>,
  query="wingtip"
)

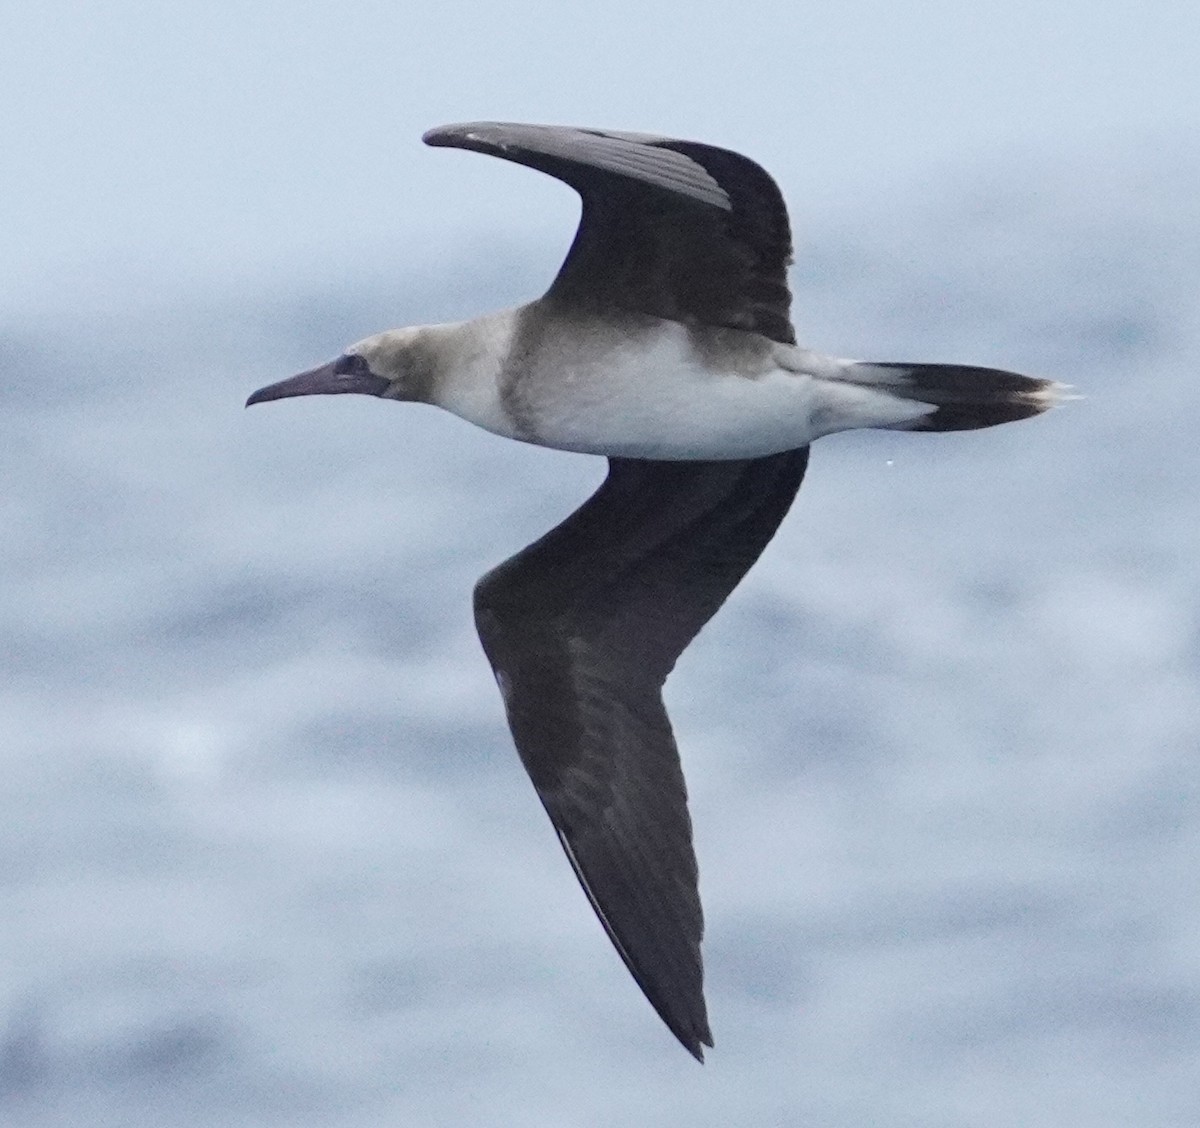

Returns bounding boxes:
[669,1013,714,1063]
[681,1029,714,1064]
[421,124,455,147]
[423,122,493,148]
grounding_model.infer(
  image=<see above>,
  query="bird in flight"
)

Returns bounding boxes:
[247,122,1062,1060]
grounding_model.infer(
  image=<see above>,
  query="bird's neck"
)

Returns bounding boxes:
[420,307,525,441]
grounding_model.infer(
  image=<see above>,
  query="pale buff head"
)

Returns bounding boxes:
[246,327,436,407]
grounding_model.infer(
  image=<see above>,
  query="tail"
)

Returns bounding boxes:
[846,362,1070,432]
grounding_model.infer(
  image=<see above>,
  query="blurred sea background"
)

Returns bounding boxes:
[2,3,1198,1125]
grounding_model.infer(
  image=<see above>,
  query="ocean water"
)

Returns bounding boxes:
[1,148,1197,1127]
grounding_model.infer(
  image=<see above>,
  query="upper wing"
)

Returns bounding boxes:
[473,450,809,1058]
[424,122,797,345]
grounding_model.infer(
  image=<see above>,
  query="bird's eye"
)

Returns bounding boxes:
[334,353,369,376]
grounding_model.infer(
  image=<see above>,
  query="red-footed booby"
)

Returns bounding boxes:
[247,122,1064,1060]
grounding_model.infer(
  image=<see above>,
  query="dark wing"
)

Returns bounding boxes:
[424,121,796,345]
[474,450,809,1059]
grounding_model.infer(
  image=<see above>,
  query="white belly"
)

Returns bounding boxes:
[511,318,931,459]
[433,310,933,460]
[524,349,823,459]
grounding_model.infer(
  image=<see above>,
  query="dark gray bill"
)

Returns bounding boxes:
[246,361,390,406]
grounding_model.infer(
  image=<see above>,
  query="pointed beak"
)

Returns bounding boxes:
[245,361,391,407]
